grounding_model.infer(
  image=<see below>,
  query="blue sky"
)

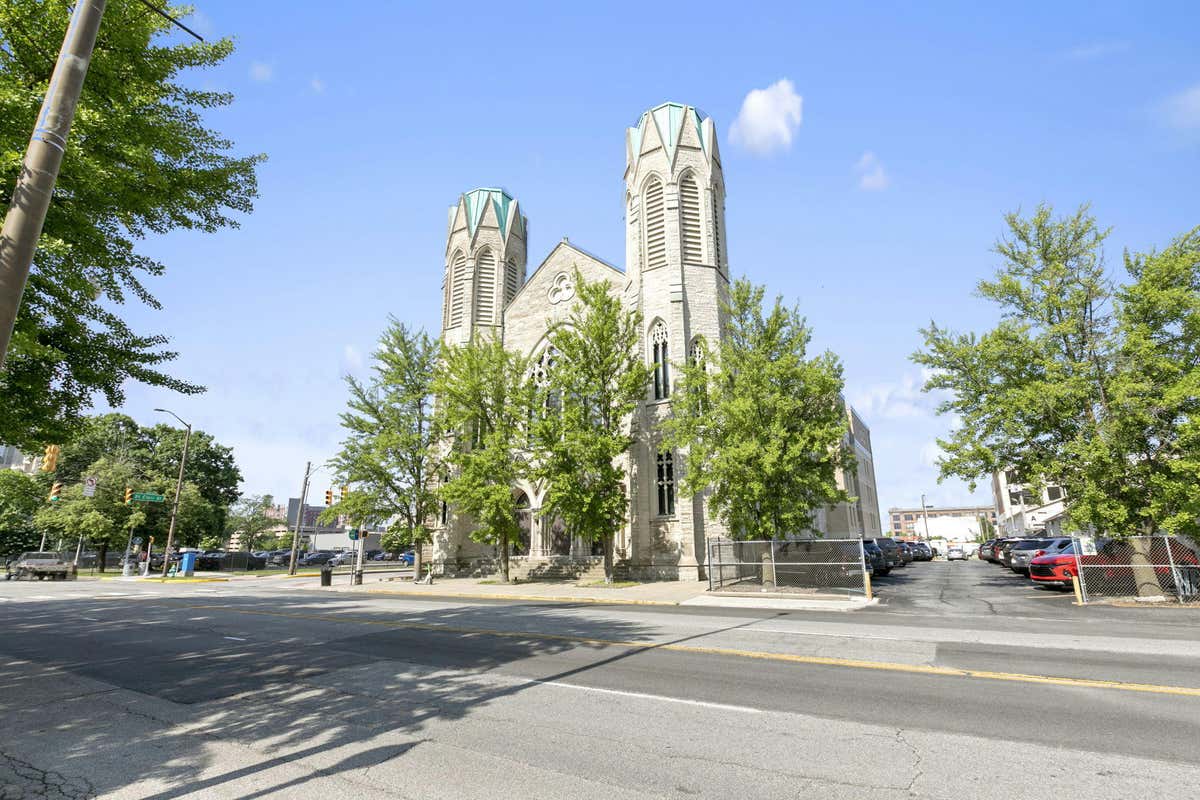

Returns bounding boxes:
[106,0,1200,514]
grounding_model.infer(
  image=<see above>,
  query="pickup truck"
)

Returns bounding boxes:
[5,552,72,581]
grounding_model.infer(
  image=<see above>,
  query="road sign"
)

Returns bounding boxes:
[347,528,359,541]
[82,475,97,497]
[131,492,165,503]
[133,537,143,545]
[1079,536,1097,556]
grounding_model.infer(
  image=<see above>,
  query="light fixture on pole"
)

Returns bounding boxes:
[154,408,192,579]
[920,493,933,542]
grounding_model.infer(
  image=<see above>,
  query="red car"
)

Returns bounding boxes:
[1028,546,1079,588]
[1029,539,1200,589]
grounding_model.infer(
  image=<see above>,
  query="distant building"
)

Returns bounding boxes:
[887,504,997,538]
[0,445,40,475]
[826,408,883,537]
[992,470,1066,535]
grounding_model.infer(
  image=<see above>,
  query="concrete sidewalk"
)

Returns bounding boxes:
[313,575,871,611]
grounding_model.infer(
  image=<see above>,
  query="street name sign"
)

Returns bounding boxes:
[132,492,166,503]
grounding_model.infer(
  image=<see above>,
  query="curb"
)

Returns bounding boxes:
[362,587,683,607]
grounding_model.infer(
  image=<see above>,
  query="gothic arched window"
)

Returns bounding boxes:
[689,336,708,412]
[656,450,675,516]
[504,258,520,304]
[474,248,496,324]
[643,178,666,271]
[651,321,669,400]
[679,174,702,264]
[448,250,467,328]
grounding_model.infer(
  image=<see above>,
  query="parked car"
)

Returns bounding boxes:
[865,538,901,570]
[1010,538,1072,574]
[1029,543,1078,588]
[298,551,335,566]
[5,552,70,581]
[998,538,1032,568]
[862,541,888,576]
[947,547,966,561]
[327,551,358,567]
[911,542,933,561]
[978,540,994,560]
[897,542,914,565]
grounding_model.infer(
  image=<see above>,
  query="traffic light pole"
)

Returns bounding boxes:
[0,1,107,367]
[287,462,312,575]
[159,418,192,579]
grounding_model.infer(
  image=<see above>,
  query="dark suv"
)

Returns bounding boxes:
[866,537,902,570]
[861,540,889,576]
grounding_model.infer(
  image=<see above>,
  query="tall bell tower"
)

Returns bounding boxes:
[441,187,528,345]
[623,102,729,579]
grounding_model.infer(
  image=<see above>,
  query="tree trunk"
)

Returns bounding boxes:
[412,545,423,583]
[604,532,614,582]
[1130,534,1164,599]
[97,542,108,573]
[500,539,510,583]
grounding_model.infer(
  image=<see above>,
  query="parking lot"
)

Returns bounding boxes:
[873,554,1081,617]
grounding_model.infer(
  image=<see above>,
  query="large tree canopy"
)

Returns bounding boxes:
[915,205,1200,538]
[0,0,263,447]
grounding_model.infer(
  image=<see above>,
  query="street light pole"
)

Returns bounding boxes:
[0,0,107,367]
[920,493,932,542]
[287,462,312,575]
[154,408,191,579]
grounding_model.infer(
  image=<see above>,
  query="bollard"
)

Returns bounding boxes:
[320,565,333,587]
[352,568,363,586]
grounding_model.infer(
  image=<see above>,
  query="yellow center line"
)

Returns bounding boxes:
[123,600,1200,699]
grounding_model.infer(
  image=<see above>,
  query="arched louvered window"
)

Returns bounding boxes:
[680,174,702,264]
[712,187,723,272]
[643,178,666,271]
[442,269,452,329]
[474,248,496,324]
[504,259,520,304]
[449,250,467,328]
[650,320,669,400]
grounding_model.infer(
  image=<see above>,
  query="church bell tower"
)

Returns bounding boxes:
[441,188,528,345]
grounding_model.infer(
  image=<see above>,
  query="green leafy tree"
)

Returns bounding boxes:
[433,336,533,583]
[915,207,1199,595]
[322,321,442,558]
[380,528,408,556]
[35,457,141,570]
[664,278,853,540]
[225,494,281,552]
[0,470,42,557]
[532,271,650,581]
[0,1,263,448]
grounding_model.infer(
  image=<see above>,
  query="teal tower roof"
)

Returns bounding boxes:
[462,187,514,237]
[629,102,713,164]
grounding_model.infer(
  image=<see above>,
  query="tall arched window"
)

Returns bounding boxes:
[679,174,702,264]
[689,336,708,412]
[643,178,666,271]
[651,320,669,400]
[504,258,520,304]
[449,250,467,328]
[474,248,496,324]
[656,450,675,516]
[711,186,723,272]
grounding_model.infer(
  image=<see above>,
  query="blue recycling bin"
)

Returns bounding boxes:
[180,551,197,577]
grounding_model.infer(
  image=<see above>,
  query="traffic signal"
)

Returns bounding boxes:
[124,486,133,505]
[325,489,333,505]
[48,482,63,501]
[40,444,60,472]
[341,484,349,501]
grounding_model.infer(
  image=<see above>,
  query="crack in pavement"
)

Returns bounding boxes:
[0,750,94,800]
[895,729,924,795]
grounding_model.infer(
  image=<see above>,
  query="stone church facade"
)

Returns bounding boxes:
[432,102,878,581]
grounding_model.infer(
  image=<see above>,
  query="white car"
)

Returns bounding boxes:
[946,547,966,561]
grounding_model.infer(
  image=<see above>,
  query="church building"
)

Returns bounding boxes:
[432,102,879,580]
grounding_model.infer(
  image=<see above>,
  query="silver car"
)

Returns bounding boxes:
[946,547,966,561]
[1009,538,1072,573]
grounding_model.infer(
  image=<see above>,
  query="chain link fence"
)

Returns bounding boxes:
[1073,535,1200,605]
[707,537,868,596]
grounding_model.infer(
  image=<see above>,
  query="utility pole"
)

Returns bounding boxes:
[0,1,107,366]
[287,462,312,575]
[156,410,192,579]
[920,493,932,542]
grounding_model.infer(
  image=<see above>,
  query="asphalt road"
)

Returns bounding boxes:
[1,561,1198,799]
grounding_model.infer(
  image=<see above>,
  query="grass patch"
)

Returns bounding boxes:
[576,580,640,589]
[477,578,526,585]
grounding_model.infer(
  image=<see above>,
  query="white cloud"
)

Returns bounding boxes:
[848,372,939,421]
[854,151,890,191]
[729,79,803,156]
[919,440,944,468]
[1062,41,1129,61]
[343,344,364,371]
[1161,84,1200,131]
[249,61,274,82]
[310,76,326,94]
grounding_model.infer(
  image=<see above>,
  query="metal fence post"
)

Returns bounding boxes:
[857,538,869,598]
[706,539,713,592]
[1072,536,1088,604]
[1162,535,1183,605]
